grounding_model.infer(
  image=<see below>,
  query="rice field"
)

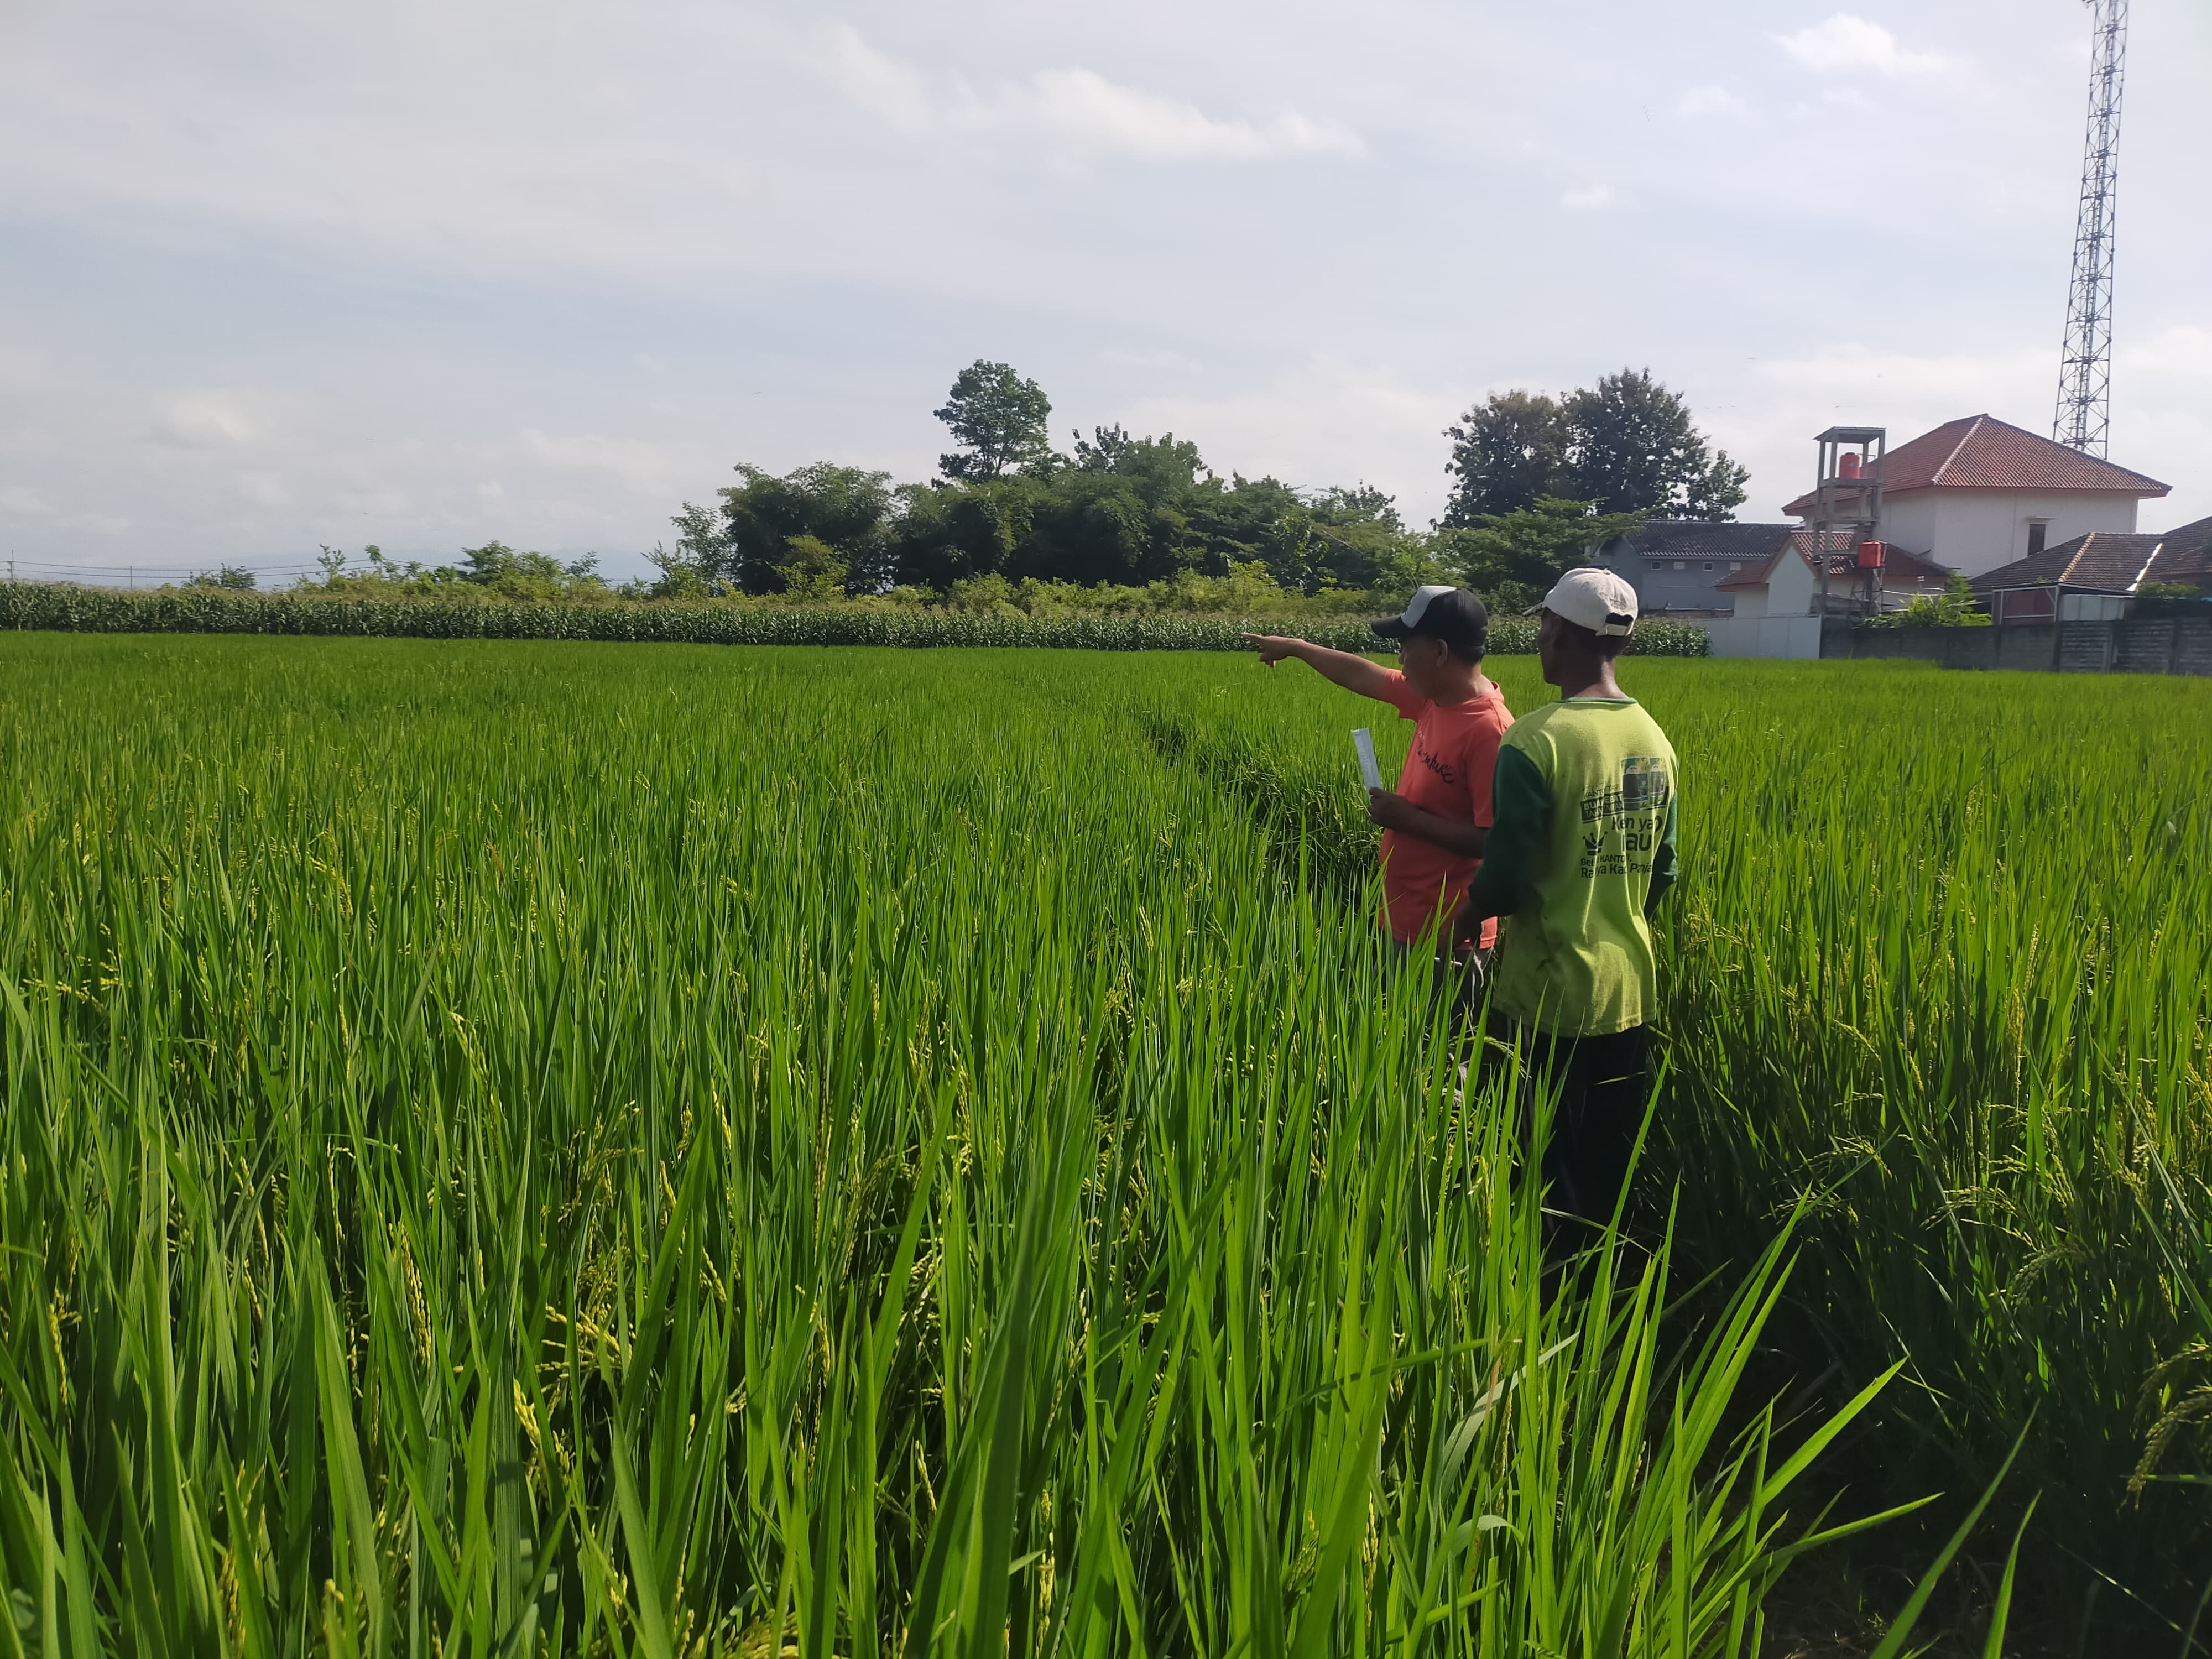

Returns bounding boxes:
[0,635,2205,1656]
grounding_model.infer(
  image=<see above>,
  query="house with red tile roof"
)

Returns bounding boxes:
[1589,519,1955,623]
[1713,533,1952,620]
[1780,414,2169,579]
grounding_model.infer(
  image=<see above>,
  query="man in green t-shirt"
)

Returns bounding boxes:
[1455,568,1678,1234]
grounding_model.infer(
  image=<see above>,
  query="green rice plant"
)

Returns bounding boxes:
[1183,651,2212,1643]
[0,637,1987,1657]
[1647,661,2212,1630]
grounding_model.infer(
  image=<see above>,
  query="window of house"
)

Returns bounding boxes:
[2027,521,2049,557]
[1702,561,1713,570]
[1672,560,1687,571]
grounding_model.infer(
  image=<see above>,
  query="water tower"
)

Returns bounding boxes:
[1809,427,1885,617]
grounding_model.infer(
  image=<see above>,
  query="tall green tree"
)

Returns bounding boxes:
[1443,496,1645,614]
[889,477,1042,589]
[1442,391,1569,524]
[1561,368,1748,521]
[1072,426,1206,505]
[1443,371,1747,525]
[717,462,894,594]
[184,563,257,591]
[453,541,605,598]
[936,361,1054,482]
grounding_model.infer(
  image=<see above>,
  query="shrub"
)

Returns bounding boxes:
[1859,572,1992,629]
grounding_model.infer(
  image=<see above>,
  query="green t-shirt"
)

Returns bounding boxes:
[1463,696,1679,1037]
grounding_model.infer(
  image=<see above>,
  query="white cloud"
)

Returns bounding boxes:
[1560,185,1615,210]
[1747,342,2044,408]
[1677,85,1747,118]
[1100,346,1205,373]
[811,26,1360,163]
[953,69,1361,162]
[0,486,54,515]
[2120,324,2212,377]
[1775,14,1949,76]
[0,0,2203,559]
[148,395,262,448]
[520,428,690,497]
[1118,355,1458,511]
[813,23,935,135]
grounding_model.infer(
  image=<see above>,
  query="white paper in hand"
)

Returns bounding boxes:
[1352,727,1384,792]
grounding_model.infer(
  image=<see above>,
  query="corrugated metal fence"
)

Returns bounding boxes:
[1829,616,2212,675]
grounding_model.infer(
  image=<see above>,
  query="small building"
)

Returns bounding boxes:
[1780,414,2171,578]
[1972,514,2212,624]
[1592,521,1802,615]
[1715,534,1953,619]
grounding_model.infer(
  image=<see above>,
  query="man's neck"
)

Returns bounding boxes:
[1430,664,1489,705]
[1558,661,1625,701]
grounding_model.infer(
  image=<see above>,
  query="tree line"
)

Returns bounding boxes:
[649,361,1749,611]
[267,362,1747,612]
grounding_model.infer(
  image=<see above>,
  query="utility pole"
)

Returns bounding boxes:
[2054,0,2128,456]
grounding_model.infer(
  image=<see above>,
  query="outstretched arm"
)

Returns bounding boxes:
[1240,634,1396,701]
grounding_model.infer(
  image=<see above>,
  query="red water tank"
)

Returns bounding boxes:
[1858,540,1885,569]
[1839,452,1863,479]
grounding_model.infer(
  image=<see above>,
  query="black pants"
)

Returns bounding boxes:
[1507,1023,1654,1233]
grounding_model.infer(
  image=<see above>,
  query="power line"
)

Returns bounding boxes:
[5,562,326,578]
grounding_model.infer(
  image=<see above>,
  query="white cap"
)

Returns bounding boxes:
[1542,567,1639,637]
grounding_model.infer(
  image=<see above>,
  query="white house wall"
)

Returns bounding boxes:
[1875,492,2143,576]
[1767,550,1818,614]
[1879,495,1940,558]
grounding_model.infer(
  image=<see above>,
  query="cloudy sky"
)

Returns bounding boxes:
[2,0,2206,583]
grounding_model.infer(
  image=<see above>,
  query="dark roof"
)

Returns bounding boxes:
[1781,414,2171,515]
[2142,528,2212,588]
[1712,552,1786,592]
[1971,530,2178,593]
[2160,514,2212,562]
[1709,534,1947,592]
[1611,520,1799,561]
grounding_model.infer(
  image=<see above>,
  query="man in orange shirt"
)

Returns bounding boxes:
[1243,586,1513,961]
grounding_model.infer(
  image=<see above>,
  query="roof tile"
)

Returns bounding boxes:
[1713,535,1947,591]
[1973,531,2165,592]
[1781,414,2170,515]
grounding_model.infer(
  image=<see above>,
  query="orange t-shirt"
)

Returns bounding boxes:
[1377,672,1512,947]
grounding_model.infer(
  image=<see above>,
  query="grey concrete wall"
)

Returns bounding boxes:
[1824,617,2211,675]
[1599,549,1743,614]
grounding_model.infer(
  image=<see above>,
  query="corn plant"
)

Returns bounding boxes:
[0,585,1714,658]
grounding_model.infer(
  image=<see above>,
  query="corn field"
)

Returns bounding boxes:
[0,584,1714,658]
[0,636,2204,1656]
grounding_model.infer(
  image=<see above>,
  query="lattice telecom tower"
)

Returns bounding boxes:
[2053,0,2128,457]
